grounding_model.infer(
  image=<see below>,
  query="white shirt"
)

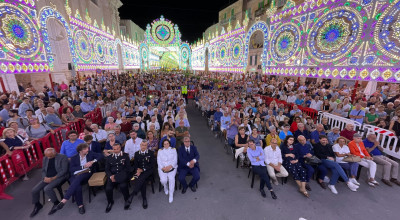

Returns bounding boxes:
[92,129,108,142]
[287,96,297,103]
[264,145,283,166]
[35,109,47,123]
[310,100,323,111]
[124,137,142,159]
[147,121,160,131]
[332,144,350,163]
[157,147,177,170]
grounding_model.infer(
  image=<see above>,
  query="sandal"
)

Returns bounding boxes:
[299,190,309,198]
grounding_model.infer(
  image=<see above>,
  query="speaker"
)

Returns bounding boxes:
[68,63,72,70]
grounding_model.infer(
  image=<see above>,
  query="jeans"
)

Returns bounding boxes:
[339,162,359,177]
[319,159,349,185]
[252,165,273,190]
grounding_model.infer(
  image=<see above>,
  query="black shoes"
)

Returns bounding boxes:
[30,203,43,218]
[190,186,197,192]
[270,191,277,200]
[56,202,65,210]
[105,201,114,213]
[78,206,85,215]
[318,181,327,189]
[142,199,148,209]
[48,203,59,215]
[306,183,312,191]
[260,189,267,198]
[181,186,187,194]
[124,200,131,210]
[127,193,134,204]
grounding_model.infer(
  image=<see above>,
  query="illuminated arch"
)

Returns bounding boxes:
[244,21,269,72]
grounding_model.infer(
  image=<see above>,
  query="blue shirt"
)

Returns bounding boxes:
[311,130,326,144]
[175,119,190,128]
[279,131,293,141]
[18,103,33,117]
[214,111,223,122]
[220,116,231,129]
[294,129,311,140]
[247,146,265,166]
[80,102,93,113]
[159,136,176,149]
[45,114,63,129]
[60,139,85,158]
[349,109,365,124]
[327,132,340,145]
[363,139,382,156]
[0,108,10,121]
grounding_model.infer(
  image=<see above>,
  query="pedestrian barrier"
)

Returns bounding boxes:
[0,119,85,200]
[363,125,399,159]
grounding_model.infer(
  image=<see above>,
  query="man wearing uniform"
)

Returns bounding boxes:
[127,140,155,209]
[104,143,132,213]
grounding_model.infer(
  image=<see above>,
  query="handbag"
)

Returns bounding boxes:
[305,156,321,165]
[342,155,361,163]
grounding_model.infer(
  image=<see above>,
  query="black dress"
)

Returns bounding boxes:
[280,143,307,182]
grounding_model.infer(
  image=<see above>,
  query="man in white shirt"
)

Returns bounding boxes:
[147,116,160,131]
[124,130,142,160]
[90,124,107,144]
[264,138,288,185]
[286,92,297,103]
[310,96,323,111]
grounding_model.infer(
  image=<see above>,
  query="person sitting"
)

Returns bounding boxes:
[157,139,178,203]
[295,135,316,191]
[105,117,117,132]
[314,136,359,194]
[8,121,29,140]
[30,148,69,217]
[104,143,132,213]
[234,126,249,167]
[310,124,326,145]
[363,133,400,186]
[60,130,84,158]
[55,143,102,214]
[83,135,102,153]
[127,140,155,209]
[2,127,30,151]
[113,125,127,147]
[327,127,340,145]
[280,135,309,197]
[264,138,288,185]
[249,127,263,148]
[332,137,360,186]
[25,117,54,140]
[90,124,108,146]
[265,125,281,146]
[340,123,357,142]
[178,137,200,194]
[247,139,278,199]
[294,123,311,143]
[133,123,146,139]
[79,126,93,140]
[159,130,177,149]
[279,124,293,140]
[45,107,64,130]
[124,130,142,160]
[175,120,189,148]
[348,133,379,187]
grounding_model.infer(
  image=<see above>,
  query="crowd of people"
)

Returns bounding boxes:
[197,72,400,198]
[0,71,400,216]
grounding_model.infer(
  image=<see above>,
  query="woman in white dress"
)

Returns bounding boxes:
[157,139,178,203]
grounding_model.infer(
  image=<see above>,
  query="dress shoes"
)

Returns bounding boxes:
[105,201,114,213]
[48,203,59,215]
[127,193,134,204]
[30,203,43,218]
[142,199,148,209]
[190,186,197,192]
[318,181,327,189]
[181,186,187,194]
[124,200,131,210]
[305,183,312,191]
[260,189,267,198]
[78,206,85,215]
[270,191,277,200]
[56,202,65,210]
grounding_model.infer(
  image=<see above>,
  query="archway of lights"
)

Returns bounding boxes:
[142,16,191,71]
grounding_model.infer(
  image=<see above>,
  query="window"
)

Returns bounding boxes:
[224,13,227,19]
[255,55,258,66]
[231,8,234,17]
[135,33,138,41]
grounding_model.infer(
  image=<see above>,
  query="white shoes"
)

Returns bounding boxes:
[164,185,169,195]
[350,178,360,186]
[169,195,173,203]
[328,185,338,194]
[347,182,358,192]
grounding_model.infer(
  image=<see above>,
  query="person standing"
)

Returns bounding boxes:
[158,139,178,203]
[30,148,69,217]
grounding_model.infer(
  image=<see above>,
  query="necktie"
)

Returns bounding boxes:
[186,148,189,155]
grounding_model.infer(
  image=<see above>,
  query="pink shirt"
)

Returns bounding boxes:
[60,84,68,91]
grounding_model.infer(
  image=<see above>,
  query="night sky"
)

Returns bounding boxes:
[118,0,237,43]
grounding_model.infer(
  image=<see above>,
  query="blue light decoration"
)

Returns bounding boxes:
[243,21,269,73]
[180,43,191,70]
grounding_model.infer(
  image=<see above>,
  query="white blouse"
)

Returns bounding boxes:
[157,147,178,170]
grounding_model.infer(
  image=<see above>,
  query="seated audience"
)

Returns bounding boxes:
[264,138,288,185]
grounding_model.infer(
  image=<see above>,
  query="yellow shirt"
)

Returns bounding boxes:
[265,134,281,147]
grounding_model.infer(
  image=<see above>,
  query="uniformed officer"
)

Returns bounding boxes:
[126,140,155,209]
[104,143,132,213]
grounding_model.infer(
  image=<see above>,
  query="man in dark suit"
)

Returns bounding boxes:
[55,143,103,214]
[178,137,200,193]
[84,135,102,153]
[104,143,132,213]
[127,140,155,209]
[30,148,69,217]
